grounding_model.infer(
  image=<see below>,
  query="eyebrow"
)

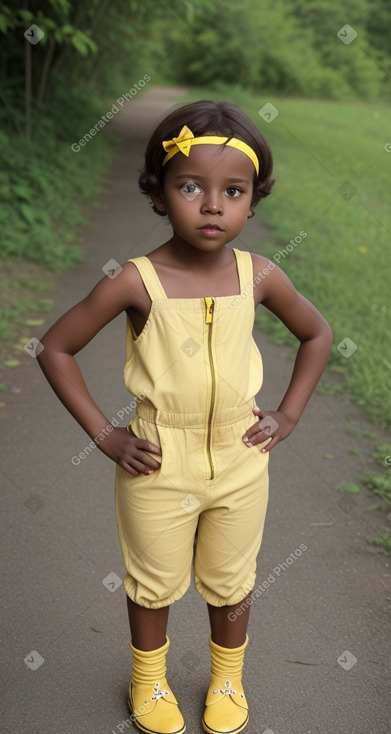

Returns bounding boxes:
[175,174,251,183]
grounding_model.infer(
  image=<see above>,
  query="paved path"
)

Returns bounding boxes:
[1,86,390,734]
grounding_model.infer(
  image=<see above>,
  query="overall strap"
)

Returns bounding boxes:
[232,248,254,293]
[128,257,167,301]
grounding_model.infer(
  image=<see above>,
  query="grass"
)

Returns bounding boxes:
[368,533,391,555]
[0,260,55,373]
[178,86,391,429]
[0,83,119,373]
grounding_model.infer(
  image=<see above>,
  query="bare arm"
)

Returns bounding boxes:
[37,263,161,475]
[243,255,333,452]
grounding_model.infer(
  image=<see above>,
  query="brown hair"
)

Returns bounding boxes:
[138,99,275,217]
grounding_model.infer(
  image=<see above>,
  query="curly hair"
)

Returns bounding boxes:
[138,99,275,217]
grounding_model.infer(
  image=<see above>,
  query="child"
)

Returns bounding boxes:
[37,99,333,734]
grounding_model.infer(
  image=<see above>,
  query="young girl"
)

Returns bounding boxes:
[37,99,333,734]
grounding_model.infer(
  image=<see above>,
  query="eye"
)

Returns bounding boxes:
[225,186,242,198]
[180,181,202,200]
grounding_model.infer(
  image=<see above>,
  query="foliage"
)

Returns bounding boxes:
[0,78,115,267]
[157,0,389,101]
[0,0,212,265]
[361,473,391,505]
[338,481,361,494]
[367,533,391,555]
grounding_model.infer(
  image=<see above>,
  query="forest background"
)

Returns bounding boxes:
[1,0,391,548]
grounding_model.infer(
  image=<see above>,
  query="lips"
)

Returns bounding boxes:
[198,224,223,231]
[198,225,225,238]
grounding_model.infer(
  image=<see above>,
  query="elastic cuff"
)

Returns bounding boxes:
[124,575,190,609]
[194,574,255,607]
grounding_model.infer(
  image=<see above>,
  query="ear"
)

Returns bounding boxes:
[150,187,166,214]
[248,193,260,218]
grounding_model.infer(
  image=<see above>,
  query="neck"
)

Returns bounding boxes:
[166,236,231,270]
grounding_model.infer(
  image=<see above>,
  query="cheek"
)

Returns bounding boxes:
[171,195,202,218]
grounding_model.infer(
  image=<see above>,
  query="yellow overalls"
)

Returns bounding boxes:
[115,248,270,609]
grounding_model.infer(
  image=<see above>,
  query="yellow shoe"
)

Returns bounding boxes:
[128,637,186,734]
[202,636,249,734]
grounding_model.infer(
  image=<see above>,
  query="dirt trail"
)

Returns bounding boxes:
[1,86,390,734]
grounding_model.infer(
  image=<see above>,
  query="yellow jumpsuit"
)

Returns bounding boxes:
[115,247,270,609]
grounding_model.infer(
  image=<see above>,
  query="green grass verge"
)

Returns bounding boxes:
[178,85,391,429]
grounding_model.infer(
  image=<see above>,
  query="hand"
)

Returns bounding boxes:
[242,406,296,453]
[97,426,162,476]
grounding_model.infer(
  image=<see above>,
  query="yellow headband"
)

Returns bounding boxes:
[162,125,259,176]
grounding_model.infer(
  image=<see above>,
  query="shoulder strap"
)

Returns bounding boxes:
[232,248,253,293]
[127,256,167,301]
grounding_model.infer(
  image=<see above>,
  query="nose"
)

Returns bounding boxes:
[201,190,223,215]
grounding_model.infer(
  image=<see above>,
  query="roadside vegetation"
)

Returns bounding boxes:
[1,0,390,550]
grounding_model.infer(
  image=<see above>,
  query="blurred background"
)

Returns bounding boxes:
[1,5,391,733]
[1,0,390,531]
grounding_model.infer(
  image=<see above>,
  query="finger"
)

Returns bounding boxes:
[243,422,277,446]
[125,451,157,474]
[141,453,162,470]
[130,441,162,469]
[121,461,141,477]
[260,435,279,453]
[135,438,162,456]
[242,422,266,444]
[123,457,157,476]
[126,428,161,456]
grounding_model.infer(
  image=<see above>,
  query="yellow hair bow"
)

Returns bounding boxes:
[162,125,195,158]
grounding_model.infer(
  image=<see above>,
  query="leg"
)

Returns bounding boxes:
[126,596,185,733]
[207,594,251,648]
[127,595,169,651]
[202,596,252,733]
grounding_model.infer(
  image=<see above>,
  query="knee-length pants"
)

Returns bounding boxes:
[115,402,269,609]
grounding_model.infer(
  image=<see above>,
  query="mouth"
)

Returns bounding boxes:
[198,224,224,238]
[198,224,224,234]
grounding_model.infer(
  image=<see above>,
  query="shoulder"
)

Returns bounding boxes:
[79,259,150,315]
[250,251,277,279]
[115,259,151,307]
[248,251,297,307]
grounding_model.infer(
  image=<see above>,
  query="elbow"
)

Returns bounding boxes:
[325,321,333,343]
[36,344,49,373]
[322,322,334,355]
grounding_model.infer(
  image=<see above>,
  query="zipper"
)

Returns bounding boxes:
[205,297,216,479]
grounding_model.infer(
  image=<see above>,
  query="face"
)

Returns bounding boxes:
[151,144,256,252]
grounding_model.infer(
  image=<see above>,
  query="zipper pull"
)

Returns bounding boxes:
[205,297,214,324]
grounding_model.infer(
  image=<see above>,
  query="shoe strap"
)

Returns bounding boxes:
[151,682,170,700]
[205,677,247,708]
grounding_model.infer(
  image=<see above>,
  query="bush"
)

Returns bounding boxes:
[0,76,116,269]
